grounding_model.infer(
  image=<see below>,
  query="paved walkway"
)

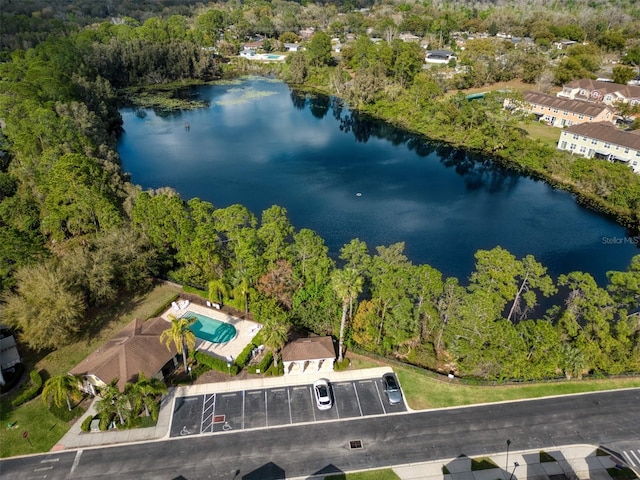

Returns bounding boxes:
[53,368,628,480]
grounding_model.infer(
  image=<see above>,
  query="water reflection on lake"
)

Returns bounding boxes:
[117,77,638,285]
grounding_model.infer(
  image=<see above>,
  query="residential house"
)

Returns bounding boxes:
[519,91,615,128]
[425,49,457,64]
[284,43,302,52]
[554,39,578,50]
[242,40,263,51]
[557,79,640,107]
[69,317,178,395]
[557,122,640,174]
[398,33,420,43]
[510,36,535,49]
[281,336,336,376]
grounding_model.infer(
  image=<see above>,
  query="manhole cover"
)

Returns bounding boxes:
[349,440,363,450]
[213,415,226,424]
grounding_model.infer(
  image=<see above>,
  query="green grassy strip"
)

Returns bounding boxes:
[472,457,499,471]
[325,468,400,479]
[394,364,640,410]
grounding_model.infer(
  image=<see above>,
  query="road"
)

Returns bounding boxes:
[1,388,639,479]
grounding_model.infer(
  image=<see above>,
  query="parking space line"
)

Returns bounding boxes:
[70,450,82,476]
[309,386,316,421]
[374,380,387,414]
[333,386,340,419]
[242,390,245,430]
[287,388,292,424]
[202,393,215,433]
[265,390,268,427]
[623,451,636,467]
[352,383,363,417]
[201,394,211,433]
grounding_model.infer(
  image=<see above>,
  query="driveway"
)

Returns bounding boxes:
[170,377,407,437]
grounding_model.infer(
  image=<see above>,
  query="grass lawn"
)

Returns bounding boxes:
[520,121,561,148]
[325,468,400,479]
[0,282,181,458]
[0,398,73,457]
[394,364,640,410]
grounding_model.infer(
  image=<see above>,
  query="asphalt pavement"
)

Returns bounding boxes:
[2,368,638,480]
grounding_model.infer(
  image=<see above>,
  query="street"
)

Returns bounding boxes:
[1,388,639,479]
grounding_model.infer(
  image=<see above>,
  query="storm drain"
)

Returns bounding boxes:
[349,440,363,450]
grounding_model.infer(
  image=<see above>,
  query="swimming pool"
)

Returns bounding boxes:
[184,311,237,344]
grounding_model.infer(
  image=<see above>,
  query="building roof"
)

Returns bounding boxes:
[563,79,640,99]
[281,336,336,362]
[69,317,176,391]
[562,122,640,151]
[427,49,455,57]
[525,91,613,117]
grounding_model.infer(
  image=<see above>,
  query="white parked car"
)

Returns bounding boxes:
[313,379,332,410]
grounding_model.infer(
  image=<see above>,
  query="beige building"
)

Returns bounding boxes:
[557,79,640,107]
[557,122,640,174]
[521,91,615,128]
[281,336,336,376]
[70,317,178,395]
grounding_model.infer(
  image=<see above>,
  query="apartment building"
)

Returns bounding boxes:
[557,122,640,174]
[521,91,615,128]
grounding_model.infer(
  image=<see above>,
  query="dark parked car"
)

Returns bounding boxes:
[382,372,403,405]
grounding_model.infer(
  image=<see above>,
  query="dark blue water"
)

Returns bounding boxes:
[117,77,638,285]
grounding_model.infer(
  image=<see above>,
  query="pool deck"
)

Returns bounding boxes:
[161,301,263,362]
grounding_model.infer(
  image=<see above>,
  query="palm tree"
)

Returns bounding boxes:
[125,372,168,421]
[42,374,83,411]
[262,320,289,368]
[331,267,363,362]
[208,278,229,306]
[96,379,130,426]
[160,314,196,372]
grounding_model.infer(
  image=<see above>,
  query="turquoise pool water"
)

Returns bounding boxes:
[184,311,237,343]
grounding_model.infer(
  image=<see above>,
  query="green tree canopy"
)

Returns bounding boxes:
[307,31,332,67]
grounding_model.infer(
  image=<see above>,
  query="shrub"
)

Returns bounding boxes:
[99,414,112,431]
[248,351,273,374]
[81,415,93,432]
[193,350,240,375]
[126,416,157,429]
[235,331,264,368]
[148,293,180,319]
[334,358,350,371]
[11,369,43,408]
[265,360,283,377]
[182,285,207,297]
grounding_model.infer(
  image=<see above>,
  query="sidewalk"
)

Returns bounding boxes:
[390,444,620,480]
[53,366,394,450]
[52,368,626,480]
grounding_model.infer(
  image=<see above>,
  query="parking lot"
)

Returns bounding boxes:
[170,377,407,437]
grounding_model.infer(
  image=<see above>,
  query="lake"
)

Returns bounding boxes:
[117,77,638,285]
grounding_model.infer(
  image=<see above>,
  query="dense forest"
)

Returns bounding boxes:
[1,0,640,381]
